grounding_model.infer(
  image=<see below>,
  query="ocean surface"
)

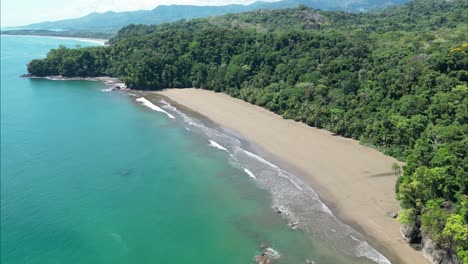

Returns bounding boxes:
[1,35,390,264]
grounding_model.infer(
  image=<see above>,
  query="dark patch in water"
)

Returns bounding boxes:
[230,217,266,242]
[118,169,133,177]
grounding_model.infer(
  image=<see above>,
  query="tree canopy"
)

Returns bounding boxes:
[27,0,468,261]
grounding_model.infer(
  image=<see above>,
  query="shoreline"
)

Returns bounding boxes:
[0,34,108,45]
[155,88,429,264]
[21,75,126,89]
[23,74,427,263]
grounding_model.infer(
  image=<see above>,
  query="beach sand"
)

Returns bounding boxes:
[156,88,428,264]
[0,34,107,45]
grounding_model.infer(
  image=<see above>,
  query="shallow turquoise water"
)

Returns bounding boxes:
[1,35,387,264]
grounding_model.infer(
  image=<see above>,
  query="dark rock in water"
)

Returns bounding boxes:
[111,85,123,91]
[400,223,422,243]
[273,206,282,214]
[119,169,133,177]
[20,73,32,78]
[391,212,398,218]
[255,248,280,264]
[255,253,271,264]
[422,237,460,264]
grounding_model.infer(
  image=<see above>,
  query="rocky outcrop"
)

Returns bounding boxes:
[254,248,280,264]
[400,223,422,243]
[422,238,460,264]
[255,253,271,264]
[399,224,461,264]
[19,75,127,91]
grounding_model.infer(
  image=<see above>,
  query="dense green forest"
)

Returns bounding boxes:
[27,0,467,261]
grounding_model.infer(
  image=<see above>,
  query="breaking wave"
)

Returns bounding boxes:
[136,97,175,119]
[150,98,391,264]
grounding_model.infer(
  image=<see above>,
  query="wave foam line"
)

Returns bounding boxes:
[209,140,229,152]
[243,168,257,179]
[136,97,175,119]
[160,100,204,128]
[264,248,280,259]
[157,101,390,264]
[241,149,306,191]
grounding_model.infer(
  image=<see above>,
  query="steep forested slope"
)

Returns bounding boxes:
[27,0,468,261]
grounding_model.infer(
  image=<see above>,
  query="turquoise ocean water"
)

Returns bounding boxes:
[1,35,390,264]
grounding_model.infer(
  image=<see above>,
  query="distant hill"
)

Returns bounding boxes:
[20,0,409,32]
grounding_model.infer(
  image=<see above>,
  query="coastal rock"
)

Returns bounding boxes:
[255,253,271,264]
[255,248,280,264]
[400,223,421,243]
[110,85,122,91]
[273,206,282,214]
[422,237,460,264]
[20,73,32,78]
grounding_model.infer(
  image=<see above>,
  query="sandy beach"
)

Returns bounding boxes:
[156,88,428,264]
[0,34,108,45]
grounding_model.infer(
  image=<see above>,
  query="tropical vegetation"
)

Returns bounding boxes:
[27,0,468,261]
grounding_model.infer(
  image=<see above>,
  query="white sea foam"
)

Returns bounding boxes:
[154,99,392,264]
[161,100,204,128]
[355,241,392,264]
[160,100,178,111]
[234,148,391,263]
[242,149,306,191]
[321,203,333,215]
[264,248,281,260]
[243,168,256,179]
[241,149,279,169]
[208,140,228,152]
[136,97,175,119]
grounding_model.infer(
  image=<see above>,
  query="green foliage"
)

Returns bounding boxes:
[443,214,467,244]
[26,0,468,260]
[398,208,418,225]
[443,213,468,263]
[27,46,109,77]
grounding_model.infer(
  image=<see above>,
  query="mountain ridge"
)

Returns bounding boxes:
[20,0,409,32]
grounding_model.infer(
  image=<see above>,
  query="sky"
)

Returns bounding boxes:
[1,0,276,27]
